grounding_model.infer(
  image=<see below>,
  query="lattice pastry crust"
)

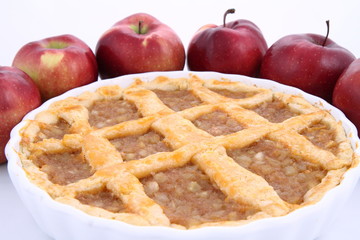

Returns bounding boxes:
[18,74,359,229]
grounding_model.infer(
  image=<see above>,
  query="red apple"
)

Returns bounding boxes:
[260,21,355,103]
[0,66,41,164]
[95,13,185,79]
[187,9,268,77]
[12,34,98,101]
[333,59,360,135]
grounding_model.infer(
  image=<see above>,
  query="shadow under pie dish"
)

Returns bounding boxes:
[6,71,360,240]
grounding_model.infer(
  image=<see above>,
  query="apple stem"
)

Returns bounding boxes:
[138,20,143,34]
[223,8,236,27]
[322,20,330,47]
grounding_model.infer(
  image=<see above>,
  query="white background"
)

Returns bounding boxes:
[1,0,360,239]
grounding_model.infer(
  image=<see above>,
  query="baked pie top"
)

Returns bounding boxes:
[18,74,359,229]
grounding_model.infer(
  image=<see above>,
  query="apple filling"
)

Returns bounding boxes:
[88,99,141,128]
[250,98,298,123]
[32,151,94,185]
[141,163,256,228]
[110,130,171,161]
[76,187,126,213]
[300,122,338,155]
[192,110,244,136]
[227,139,327,204]
[152,89,202,111]
[35,119,70,142]
[210,88,256,99]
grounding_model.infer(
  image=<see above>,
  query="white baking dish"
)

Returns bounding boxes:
[6,71,360,240]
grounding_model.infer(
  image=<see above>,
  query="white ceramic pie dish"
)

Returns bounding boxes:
[5,71,360,240]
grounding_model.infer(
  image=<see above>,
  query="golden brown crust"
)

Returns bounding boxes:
[18,74,358,229]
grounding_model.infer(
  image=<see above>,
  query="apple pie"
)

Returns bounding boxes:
[17,74,359,229]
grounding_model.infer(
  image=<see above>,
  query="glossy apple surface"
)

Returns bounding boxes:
[260,33,355,103]
[96,13,185,79]
[0,66,41,164]
[187,9,268,77]
[12,34,98,101]
[333,58,360,135]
